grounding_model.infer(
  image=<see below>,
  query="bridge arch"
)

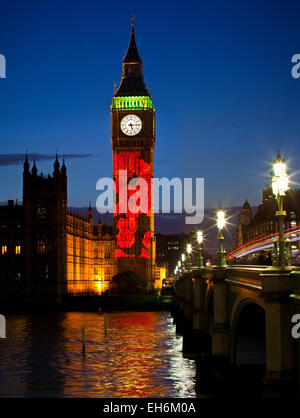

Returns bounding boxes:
[230,299,266,368]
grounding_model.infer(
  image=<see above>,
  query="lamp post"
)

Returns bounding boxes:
[186,244,192,271]
[216,210,226,266]
[181,253,186,270]
[271,150,290,267]
[177,260,181,275]
[174,266,178,280]
[197,231,204,268]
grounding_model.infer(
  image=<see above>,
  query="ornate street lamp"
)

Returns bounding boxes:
[174,266,178,279]
[186,243,192,271]
[271,150,290,266]
[181,253,186,270]
[197,230,204,268]
[216,210,226,266]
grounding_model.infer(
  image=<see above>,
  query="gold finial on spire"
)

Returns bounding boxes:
[113,82,116,93]
[131,13,135,30]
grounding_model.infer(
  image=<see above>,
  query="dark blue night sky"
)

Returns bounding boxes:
[1,0,300,210]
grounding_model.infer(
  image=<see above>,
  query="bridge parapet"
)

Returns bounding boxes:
[226,265,268,291]
[260,266,293,299]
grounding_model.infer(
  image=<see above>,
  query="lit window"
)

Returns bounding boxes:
[1,246,7,255]
[15,245,21,255]
[37,238,48,254]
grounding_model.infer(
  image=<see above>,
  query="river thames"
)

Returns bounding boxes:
[0,311,197,397]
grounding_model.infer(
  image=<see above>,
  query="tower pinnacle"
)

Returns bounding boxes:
[24,152,29,173]
[88,199,93,223]
[54,154,60,176]
[32,160,37,176]
[61,158,67,175]
[114,19,149,97]
[123,19,141,64]
[131,13,135,30]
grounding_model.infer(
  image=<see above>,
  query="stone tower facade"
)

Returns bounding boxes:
[111,23,155,288]
[23,154,68,302]
[233,199,253,249]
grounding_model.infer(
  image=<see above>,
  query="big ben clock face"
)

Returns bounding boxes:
[120,114,142,136]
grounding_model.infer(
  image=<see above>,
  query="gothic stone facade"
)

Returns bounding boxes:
[234,187,300,255]
[0,157,117,302]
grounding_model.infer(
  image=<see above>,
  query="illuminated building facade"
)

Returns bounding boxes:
[231,187,300,260]
[0,157,117,302]
[111,23,155,288]
[66,206,117,296]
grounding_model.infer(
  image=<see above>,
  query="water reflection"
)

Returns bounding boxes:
[0,312,196,398]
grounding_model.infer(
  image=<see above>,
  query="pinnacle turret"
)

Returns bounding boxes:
[32,160,37,176]
[24,153,29,173]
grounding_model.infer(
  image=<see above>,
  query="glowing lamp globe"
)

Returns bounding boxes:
[197,231,203,244]
[273,161,286,177]
[272,151,289,197]
[217,210,226,230]
[272,175,289,197]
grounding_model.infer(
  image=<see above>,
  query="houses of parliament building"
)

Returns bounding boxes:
[0,156,118,302]
[0,23,164,302]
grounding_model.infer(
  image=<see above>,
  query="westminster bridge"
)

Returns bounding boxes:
[173,264,300,390]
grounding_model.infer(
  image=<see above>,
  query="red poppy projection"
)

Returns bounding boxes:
[114,151,152,259]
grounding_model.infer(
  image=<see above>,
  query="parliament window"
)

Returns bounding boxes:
[15,245,21,255]
[1,245,7,255]
[37,238,48,254]
[38,206,47,219]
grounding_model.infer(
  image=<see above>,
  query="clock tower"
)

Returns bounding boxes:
[111,21,155,289]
